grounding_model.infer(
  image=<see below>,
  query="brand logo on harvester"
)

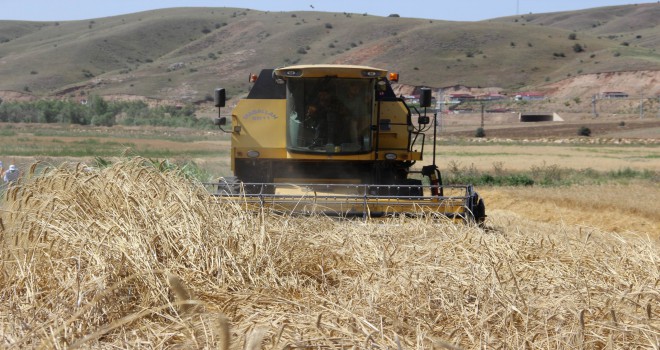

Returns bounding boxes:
[243,109,278,121]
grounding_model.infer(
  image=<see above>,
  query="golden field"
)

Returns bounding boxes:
[0,159,658,349]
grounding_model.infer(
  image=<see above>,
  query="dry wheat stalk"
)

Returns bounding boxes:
[0,159,657,349]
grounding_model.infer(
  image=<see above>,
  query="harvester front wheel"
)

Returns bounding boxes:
[216,176,242,195]
[473,197,486,226]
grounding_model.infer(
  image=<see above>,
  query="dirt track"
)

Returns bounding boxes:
[441,116,660,139]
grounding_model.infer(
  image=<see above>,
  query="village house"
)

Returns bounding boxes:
[448,93,475,103]
[514,92,545,101]
[476,93,507,101]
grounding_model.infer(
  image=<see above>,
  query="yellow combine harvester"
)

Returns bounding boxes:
[212,64,485,223]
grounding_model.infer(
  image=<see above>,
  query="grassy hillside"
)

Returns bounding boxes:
[494,3,660,41]
[0,4,659,102]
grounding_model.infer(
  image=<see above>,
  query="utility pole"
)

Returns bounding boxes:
[591,94,599,118]
[437,90,444,132]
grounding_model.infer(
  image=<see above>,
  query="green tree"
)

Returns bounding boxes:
[89,95,108,116]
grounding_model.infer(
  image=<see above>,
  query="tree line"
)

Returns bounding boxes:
[0,96,212,128]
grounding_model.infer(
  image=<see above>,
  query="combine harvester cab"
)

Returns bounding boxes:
[212,64,485,224]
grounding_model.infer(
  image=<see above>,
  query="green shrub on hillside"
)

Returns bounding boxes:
[577,126,592,136]
[0,96,211,128]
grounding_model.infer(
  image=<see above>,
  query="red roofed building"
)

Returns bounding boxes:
[449,93,475,102]
[476,93,507,101]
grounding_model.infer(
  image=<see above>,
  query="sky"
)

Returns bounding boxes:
[0,1,649,22]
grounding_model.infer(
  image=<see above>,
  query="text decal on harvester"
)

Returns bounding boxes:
[243,109,278,121]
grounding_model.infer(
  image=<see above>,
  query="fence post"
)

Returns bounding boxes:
[591,94,599,118]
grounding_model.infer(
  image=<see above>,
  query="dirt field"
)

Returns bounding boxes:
[440,113,660,139]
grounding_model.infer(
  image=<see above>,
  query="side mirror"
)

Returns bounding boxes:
[420,87,432,108]
[214,116,227,126]
[418,116,430,125]
[214,88,226,108]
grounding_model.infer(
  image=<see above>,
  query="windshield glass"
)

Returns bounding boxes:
[286,78,372,154]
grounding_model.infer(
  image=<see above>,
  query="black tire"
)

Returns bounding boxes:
[216,176,242,195]
[472,197,486,226]
[401,179,423,197]
[243,183,275,195]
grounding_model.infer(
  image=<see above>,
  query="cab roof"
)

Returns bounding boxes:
[274,64,388,79]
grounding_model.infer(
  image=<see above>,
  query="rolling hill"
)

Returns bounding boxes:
[0,3,659,104]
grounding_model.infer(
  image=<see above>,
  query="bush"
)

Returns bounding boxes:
[577,126,591,136]
[568,33,577,40]
[573,43,584,53]
[475,127,486,138]
[0,97,208,128]
[504,174,535,186]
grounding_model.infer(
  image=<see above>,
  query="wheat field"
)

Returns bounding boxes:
[1,159,658,349]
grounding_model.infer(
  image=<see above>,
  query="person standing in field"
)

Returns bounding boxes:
[3,164,19,184]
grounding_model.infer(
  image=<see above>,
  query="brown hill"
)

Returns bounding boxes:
[0,4,659,104]
[543,70,660,98]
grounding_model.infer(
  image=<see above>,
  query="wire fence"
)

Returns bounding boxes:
[431,94,660,119]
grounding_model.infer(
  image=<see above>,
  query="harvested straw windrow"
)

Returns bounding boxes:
[1,159,658,349]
